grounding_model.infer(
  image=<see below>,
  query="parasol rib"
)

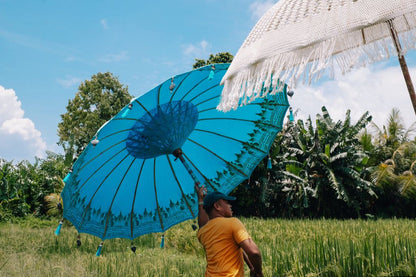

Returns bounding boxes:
[77,147,126,191]
[157,83,162,106]
[134,99,153,118]
[183,68,227,103]
[179,75,212,101]
[189,84,221,103]
[197,107,217,114]
[78,139,125,172]
[79,152,130,234]
[166,155,195,218]
[197,101,288,114]
[187,138,248,177]
[130,159,146,239]
[99,128,131,140]
[181,152,217,191]
[169,72,192,102]
[193,128,267,154]
[102,157,135,239]
[198,117,282,130]
[153,158,164,231]
[194,94,220,107]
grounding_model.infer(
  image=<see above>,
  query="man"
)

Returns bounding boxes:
[196,185,263,277]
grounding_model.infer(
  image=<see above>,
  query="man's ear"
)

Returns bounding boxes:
[213,201,221,211]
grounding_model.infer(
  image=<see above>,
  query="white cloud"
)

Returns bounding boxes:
[100,19,109,29]
[57,76,82,88]
[182,40,210,58]
[250,0,276,20]
[289,65,416,129]
[0,86,47,162]
[98,51,128,62]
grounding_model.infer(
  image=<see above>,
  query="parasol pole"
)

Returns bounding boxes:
[387,20,416,116]
[172,148,200,231]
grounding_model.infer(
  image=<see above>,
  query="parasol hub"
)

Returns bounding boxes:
[126,101,198,159]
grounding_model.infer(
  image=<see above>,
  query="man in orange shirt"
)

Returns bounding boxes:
[196,185,263,277]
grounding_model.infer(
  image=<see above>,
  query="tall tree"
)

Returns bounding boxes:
[193,52,234,69]
[58,72,132,162]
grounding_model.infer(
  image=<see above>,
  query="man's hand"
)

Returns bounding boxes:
[195,184,207,200]
[195,184,209,228]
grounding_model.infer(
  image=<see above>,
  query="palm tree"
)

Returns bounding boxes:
[367,108,416,217]
[369,108,416,163]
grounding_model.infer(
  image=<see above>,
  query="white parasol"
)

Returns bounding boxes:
[218,0,416,114]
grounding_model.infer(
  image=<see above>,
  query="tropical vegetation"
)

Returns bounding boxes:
[232,107,416,219]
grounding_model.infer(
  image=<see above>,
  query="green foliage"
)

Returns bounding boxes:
[58,72,132,161]
[234,106,415,219]
[363,108,416,217]
[0,153,69,221]
[192,52,233,69]
[261,106,375,218]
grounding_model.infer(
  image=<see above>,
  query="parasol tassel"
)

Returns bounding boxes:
[169,77,176,92]
[289,107,294,122]
[160,234,165,248]
[267,156,272,169]
[76,234,81,247]
[63,172,71,183]
[54,219,63,235]
[121,103,133,118]
[96,242,104,256]
[208,65,215,80]
[131,243,137,253]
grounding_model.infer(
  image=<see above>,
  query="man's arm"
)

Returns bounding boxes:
[243,251,255,275]
[195,184,209,228]
[240,238,263,277]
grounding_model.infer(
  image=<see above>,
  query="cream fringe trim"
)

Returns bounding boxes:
[218,10,416,112]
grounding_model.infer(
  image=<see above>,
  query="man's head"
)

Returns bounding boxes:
[203,191,236,216]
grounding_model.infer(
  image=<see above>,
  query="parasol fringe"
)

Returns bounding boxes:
[218,7,416,112]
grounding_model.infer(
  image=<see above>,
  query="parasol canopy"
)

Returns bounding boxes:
[60,63,289,245]
[218,0,416,113]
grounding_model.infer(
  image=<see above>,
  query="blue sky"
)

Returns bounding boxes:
[1,0,415,163]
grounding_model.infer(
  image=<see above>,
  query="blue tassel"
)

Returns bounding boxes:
[63,173,71,183]
[208,65,215,80]
[121,103,133,118]
[54,220,63,235]
[121,108,129,118]
[289,108,294,122]
[267,157,272,169]
[96,242,103,256]
[160,234,165,248]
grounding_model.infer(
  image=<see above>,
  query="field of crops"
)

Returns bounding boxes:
[1,217,416,276]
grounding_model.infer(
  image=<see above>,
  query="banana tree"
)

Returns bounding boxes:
[271,107,375,218]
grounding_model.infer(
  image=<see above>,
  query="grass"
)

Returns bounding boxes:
[1,216,416,276]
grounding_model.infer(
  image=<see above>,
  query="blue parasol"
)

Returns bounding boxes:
[59,63,289,251]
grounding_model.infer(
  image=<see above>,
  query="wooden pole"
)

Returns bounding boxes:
[387,20,416,116]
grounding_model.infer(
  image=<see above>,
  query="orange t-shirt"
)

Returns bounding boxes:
[197,217,250,277]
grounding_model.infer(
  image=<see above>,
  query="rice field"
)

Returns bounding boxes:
[1,217,416,276]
